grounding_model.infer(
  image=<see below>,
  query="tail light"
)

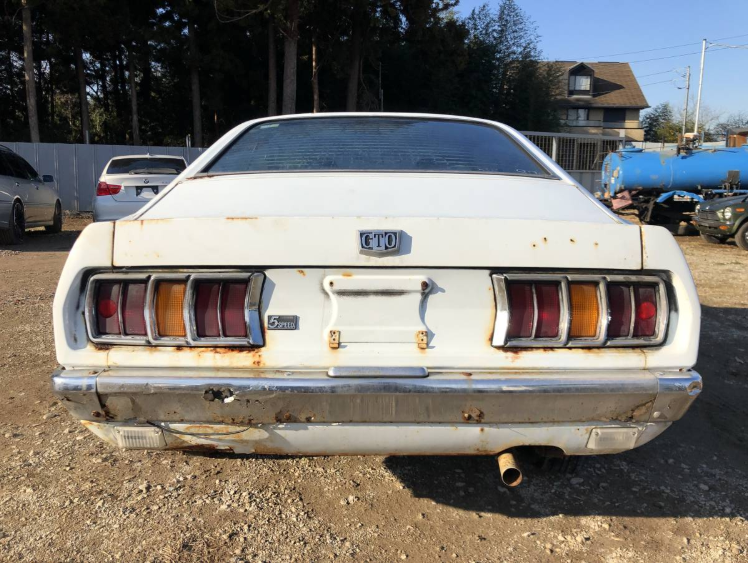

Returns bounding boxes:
[96,181,122,196]
[492,274,668,348]
[85,273,265,346]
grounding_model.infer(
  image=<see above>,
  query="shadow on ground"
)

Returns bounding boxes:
[382,304,748,518]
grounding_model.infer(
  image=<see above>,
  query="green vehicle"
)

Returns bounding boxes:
[695,195,748,250]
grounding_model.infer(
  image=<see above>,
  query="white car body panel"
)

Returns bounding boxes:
[52,113,702,458]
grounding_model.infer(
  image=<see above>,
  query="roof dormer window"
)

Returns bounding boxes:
[569,75,591,92]
[567,63,594,96]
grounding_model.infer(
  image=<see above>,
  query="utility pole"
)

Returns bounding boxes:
[681,66,690,136]
[693,39,707,136]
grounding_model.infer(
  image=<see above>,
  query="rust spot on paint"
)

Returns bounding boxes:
[543,237,548,243]
[92,343,112,351]
[531,243,537,248]
[341,272,353,278]
[614,399,655,422]
[297,269,306,276]
[462,372,473,378]
[570,238,576,244]
[182,424,243,435]
[594,241,599,247]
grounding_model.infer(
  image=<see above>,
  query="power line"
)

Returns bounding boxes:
[628,43,748,64]
[569,32,748,61]
[636,68,679,78]
[640,78,679,87]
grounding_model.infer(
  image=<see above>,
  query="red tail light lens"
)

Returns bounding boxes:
[494,275,666,348]
[607,284,632,338]
[96,282,121,335]
[507,282,561,339]
[96,181,122,196]
[506,283,533,338]
[534,283,561,338]
[195,282,220,337]
[122,283,147,335]
[633,285,658,337]
[220,282,248,337]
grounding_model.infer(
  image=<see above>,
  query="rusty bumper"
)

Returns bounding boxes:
[52,368,701,426]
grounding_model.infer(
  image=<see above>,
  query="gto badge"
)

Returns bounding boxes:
[267,315,298,330]
[358,230,401,257]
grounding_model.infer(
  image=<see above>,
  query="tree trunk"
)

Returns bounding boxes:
[127,47,141,145]
[188,22,203,146]
[21,0,40,142]
[311,39,319,113]
[346,3,363,112]
[75,47,90,143]
[281,0,299,115]
[267,17,277,116]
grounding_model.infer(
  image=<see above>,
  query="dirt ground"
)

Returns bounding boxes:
[0,215,746,563]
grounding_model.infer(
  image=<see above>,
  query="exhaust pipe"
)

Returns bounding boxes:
[497,450,523,487]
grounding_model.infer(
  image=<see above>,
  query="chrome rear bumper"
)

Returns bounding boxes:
[53,368,701,455]
[53,367,701,425]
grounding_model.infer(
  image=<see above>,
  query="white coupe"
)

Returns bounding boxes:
[52,114,701,485]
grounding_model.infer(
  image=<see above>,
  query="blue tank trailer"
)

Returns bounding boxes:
[601,144,748,229]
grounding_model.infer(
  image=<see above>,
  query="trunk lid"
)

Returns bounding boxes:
[105,173,178,203]
[108,173,645,370]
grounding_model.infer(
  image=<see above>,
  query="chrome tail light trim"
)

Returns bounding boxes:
[491,273,669,349]
[85,271,265,347]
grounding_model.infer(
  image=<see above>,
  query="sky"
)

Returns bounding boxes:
[455,0,748,120]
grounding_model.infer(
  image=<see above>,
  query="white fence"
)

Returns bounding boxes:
[0,142,204,212]
[521,131,625,194]
[2,131,621,212]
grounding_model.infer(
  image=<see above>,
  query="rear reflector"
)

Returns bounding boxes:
[220,282,249,337]
[569,283,600,339]
[633,285,658,337]
[96,282,121,335]
[506,283,533,338]
[195,283,221,337]
[122,283,147,336]
[155,282,186,337]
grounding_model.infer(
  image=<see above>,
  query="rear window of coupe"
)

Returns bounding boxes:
[107,157,186,175]
[203,117,552,177]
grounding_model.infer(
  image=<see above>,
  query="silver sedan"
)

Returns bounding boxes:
[0,145,62,245]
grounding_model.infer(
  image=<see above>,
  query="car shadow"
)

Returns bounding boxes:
[0,217,88,253]
[179,305,748,518]
[381,304,748,518]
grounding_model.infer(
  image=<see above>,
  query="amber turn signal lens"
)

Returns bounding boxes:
[569,283,600,338]
[156,281,186,337]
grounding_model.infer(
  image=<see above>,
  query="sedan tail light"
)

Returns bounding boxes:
[96,181,122,196]
[85,273,265,346]
[492,274,667,348]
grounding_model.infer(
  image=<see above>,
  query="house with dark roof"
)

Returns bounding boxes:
[549,61,649,141]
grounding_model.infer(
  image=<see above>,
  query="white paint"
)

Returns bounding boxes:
[82,421,672,456]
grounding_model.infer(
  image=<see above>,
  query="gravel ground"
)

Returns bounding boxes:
[0,216,746,563]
